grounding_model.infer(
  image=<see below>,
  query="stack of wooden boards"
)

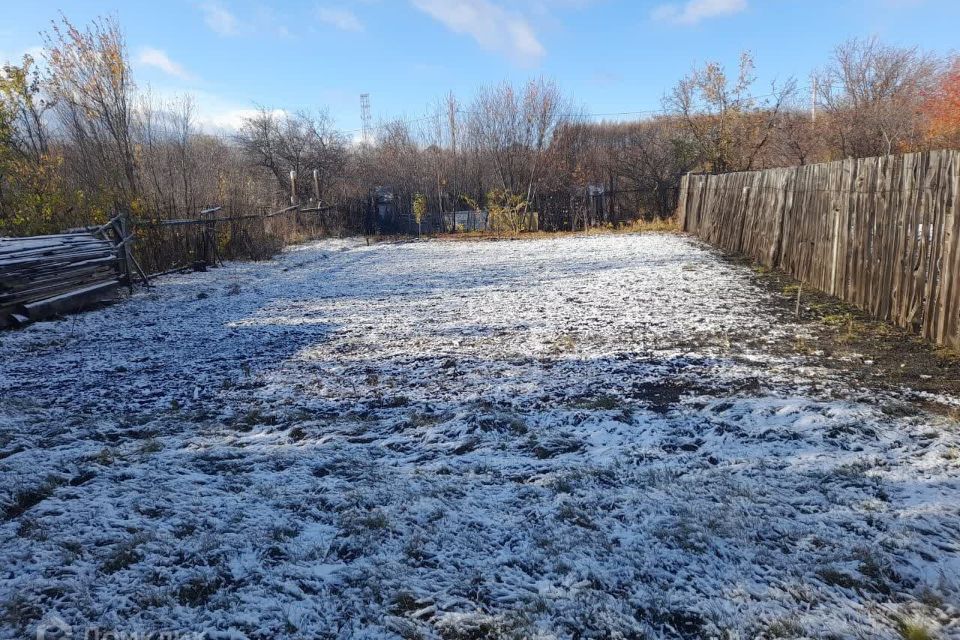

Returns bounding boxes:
[0,232,123,328]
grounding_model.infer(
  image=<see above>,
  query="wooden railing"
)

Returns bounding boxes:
[0,203,338,328]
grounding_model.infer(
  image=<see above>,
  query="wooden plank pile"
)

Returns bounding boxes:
[0,232,123,328]
[677,149,960,347]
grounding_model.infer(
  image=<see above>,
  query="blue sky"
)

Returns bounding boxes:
[1,0,957,135]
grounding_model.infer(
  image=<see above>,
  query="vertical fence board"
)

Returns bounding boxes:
[677,150,960,346]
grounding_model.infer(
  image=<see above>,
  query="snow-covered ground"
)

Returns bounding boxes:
[1,233,958,639]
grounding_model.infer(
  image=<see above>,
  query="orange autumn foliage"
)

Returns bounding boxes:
[924,59,960,146]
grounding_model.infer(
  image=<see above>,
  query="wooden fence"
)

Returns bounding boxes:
[0,203,342,328]
[131,204,315,277]
[678,150,960,347]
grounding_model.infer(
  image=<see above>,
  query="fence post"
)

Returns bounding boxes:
[118,212,134,293]
[676,173,690,230]
[194,209,206,271]
[205,215,216,267]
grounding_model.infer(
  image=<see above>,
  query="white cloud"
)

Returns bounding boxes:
[198,107,287,132]
[316,6,364,32]
[197,2,293,39]
[411,0,546,66]
[137,84,287,133]
[137,47,197,82]
[652,0,747,25]
[0,45,45,66]
[199,1,240,36]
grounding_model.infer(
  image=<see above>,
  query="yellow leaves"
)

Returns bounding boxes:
[460,195,481,212]
[0,145,94,236]
[486,188,532,234]
[412,193,427,224]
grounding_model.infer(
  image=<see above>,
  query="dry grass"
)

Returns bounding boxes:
[431,217,679,242]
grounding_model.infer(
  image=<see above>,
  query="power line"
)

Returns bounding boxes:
[335,82,854,139]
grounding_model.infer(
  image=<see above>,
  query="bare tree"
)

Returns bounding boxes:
[236,109,346,203]
[614,118,699,218]
[136,93,201,217]
[818,37,942,158]
[666,52,796,173]
[45,16,139,209]
[468,78,573,207]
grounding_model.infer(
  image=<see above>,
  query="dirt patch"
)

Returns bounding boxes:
[728,254,960,407]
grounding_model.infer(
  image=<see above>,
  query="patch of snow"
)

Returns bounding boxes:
[1,233,958,639]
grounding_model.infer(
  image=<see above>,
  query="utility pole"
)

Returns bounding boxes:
[811,77,818,123]
[446,92,458,233]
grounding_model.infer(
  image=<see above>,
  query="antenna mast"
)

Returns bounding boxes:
[360,93,372,144]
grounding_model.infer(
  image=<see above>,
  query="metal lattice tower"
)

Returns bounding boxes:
[360,93,372,144]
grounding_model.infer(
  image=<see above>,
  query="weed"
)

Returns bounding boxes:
[175,575,223,607]
[139,438,163,454]
[855,547,898,594]
[895,619,935,640]
[270,525,300,541]
[101,535,147,574]
[342,509,391,535]
[240,408,278,428]
[556,502,595,529]
[409,411,448,428]
[93,447,115,465]
[392,591,421,615]
[765,616,805,638]
[1,592,43,633]
[551,334,577,353]
[572,394,621,410]
[403,535,428,564]
[15,517,46,540]
[381,396,410,409]
[816,568,862,590]
[917,587,944,609]
[4,477,61,520]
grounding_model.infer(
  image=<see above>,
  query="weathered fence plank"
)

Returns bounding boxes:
[679,149,960,347]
